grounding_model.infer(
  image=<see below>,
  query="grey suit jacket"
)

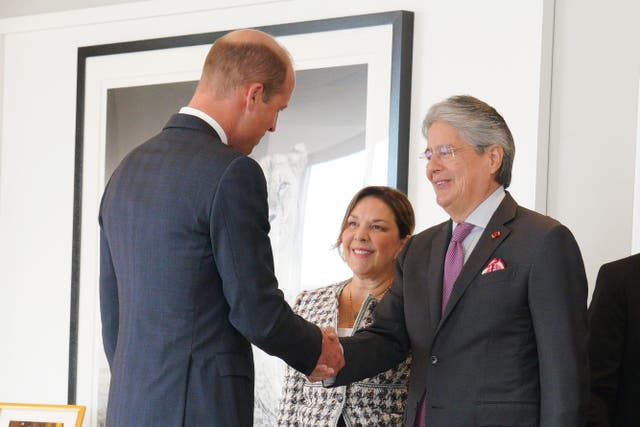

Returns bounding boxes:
[99,113,322,427]
[334,192,589,427]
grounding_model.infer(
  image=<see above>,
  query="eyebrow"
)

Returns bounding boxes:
[348,215,390,223]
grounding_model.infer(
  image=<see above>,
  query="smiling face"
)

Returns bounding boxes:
[425,121,503,222]
[340,196,407,282]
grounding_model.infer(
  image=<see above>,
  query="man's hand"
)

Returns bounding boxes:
[306,327,344,382]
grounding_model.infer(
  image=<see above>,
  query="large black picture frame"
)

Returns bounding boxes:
[70,10,413,425]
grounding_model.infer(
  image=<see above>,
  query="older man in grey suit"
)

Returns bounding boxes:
[99,29,343,427]
[324,95,589,426]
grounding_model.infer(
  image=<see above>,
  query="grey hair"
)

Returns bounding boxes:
[422,95,515,188]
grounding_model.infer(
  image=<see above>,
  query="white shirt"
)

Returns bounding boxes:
[452,186,506,264]
[179,106,228,145]
[337,328,353,337]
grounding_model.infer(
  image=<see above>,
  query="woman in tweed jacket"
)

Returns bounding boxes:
[277,186,415,427]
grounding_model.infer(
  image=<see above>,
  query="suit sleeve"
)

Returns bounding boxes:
[210,156,322,375]
[333,242,412,385]
[528,224,589,426]
[586,263,626,427]
[99,209,118,369]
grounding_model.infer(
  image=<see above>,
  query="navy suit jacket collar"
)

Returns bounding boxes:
[163,113,222,141]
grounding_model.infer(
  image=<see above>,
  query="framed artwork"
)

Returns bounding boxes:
[633,79,640,253]
[70,10,413,426]
[0,403,85,427]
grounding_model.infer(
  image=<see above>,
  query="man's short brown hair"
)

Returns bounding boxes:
[202,38,291,102]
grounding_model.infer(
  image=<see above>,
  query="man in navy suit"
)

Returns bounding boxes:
[99,29,343,427]
[324,95,589,426]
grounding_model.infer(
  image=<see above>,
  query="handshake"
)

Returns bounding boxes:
[307,327,345,382]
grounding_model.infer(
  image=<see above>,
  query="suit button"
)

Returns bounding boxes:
[430,355,438,365]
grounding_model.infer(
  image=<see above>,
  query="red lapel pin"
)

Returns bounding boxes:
[491,231,501,239]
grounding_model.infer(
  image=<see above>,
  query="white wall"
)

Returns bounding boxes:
[0,0,138,18]
[548,0,640,288]
[0,0,590,414]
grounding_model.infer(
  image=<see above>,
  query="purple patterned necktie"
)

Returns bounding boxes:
[415,222,475,427]
[441,222,474,313]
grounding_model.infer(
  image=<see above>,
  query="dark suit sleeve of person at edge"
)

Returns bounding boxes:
[587,253,640,427]
[325,95,589,427]
[98,29,344,427]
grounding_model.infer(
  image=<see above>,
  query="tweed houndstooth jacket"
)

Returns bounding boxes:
[277,281,412,426]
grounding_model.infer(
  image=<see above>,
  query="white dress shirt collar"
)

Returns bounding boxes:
[179,106,228,145]
[456,185,506,230]
[452,186,506,263]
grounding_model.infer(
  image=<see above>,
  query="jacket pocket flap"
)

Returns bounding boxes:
[216,352,254,379]
[474,265,519,286]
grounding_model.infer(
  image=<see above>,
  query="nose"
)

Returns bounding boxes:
[354,225,369,242]
[426,156,442,180]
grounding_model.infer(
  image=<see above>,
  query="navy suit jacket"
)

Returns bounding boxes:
[587,253,640,426]
[334,193,589,427]
[99,114,322,427]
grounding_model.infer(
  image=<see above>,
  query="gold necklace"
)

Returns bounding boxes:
[348,285,358,320]
[348,283,391,320]
[374,286,391,299]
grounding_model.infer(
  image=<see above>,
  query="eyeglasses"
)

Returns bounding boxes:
[419,144,459,161]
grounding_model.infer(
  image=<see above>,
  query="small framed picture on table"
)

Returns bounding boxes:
[0,403,85,427]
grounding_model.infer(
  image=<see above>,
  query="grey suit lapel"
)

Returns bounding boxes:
[439,193,518,325]
[426,222,450,328]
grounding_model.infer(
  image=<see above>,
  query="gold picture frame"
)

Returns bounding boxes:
[0,403,85,427]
